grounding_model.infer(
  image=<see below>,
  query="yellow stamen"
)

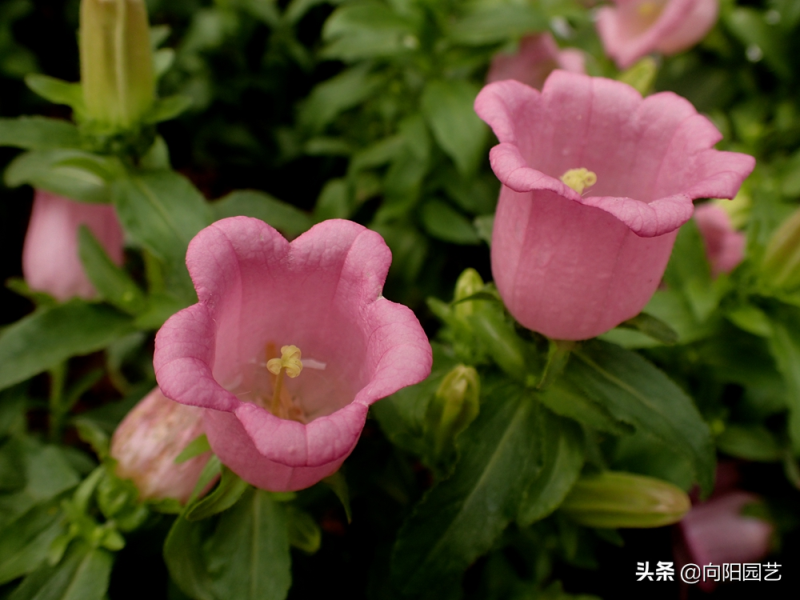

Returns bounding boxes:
[637,1,662,19]
[267,345,303,416]
[560,168,597,195]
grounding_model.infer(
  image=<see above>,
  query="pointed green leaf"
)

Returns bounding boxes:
[766,305,800,453]
[0,117,81,150]
[207,489,291,600]
[391,380,541,596]
[24,75,86,117]
[185,467,248,522]
[420,200,480,245]
[8,542,112,600]
[0,497,66,584]
[569,340,715,494]
[0,301,134,391]
[5,150,111,204]
[421,80,487,177]
[78,226,146,315]
[518,411,584,526]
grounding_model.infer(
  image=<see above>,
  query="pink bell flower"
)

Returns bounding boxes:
[474,71,754,340]
[678,491,773,592]
[111,387,210,504]
[486,33,585,90]
[153,217,432,492]
[22,190,124,301]
[693,203,745,277]
[596,0,720,69]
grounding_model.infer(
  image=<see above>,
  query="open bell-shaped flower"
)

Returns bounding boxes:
[597,0,720,69]
[474,71,754,340]
[154,217,432,492]
[22,190,124,301]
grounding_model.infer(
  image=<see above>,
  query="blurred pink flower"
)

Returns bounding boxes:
[694,203,745,277]
[474,71,754,340]
[111,387,210,504]
[22,190,124,301]
[678,491,773,592]
[154,217,432,492]
[486,34,585,90]
[597,0,719,69]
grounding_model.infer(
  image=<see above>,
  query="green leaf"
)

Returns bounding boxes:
[163,514,216,600]
[518,411,584,526]
[298,64,384,133]
[5,150,112,204]
[78,227,146,315]
[716,424,782,462]
[112,170,212,300]
[24,75,85,118]
[766,305,800,453]
[212,190,313,238]
[0,497,66,584]
[569,341,715,495]
[0,301,134,392]
[322,471,352,523]
[420,199,481,245]
[617,312,678,345]
[537,377,632,436]
[207,489,291,600]
[185,467,248,522]
[175,434,211,465]
[8,542,112,600]
[0,118,81,150]
[446,5,547,45]
[144,95,193,124]
[391,380,541,596]
[662,219,720,322]
[421,80,487,177]
[321,2,419,61]
[286,506,321,554]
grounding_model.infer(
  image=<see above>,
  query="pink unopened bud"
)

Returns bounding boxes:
[486,33,585,90]
[22,190,124,301]
[678,491,773,592]
[111,388,210,504]
[694,203,745,277]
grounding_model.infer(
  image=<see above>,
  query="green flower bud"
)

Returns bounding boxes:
[560,471,690,528]
[762,206,800,291]
[453,268,484,319]
[425,365,480,456]
[80,0,154,130]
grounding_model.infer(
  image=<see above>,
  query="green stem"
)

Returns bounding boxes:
[536,339,576,390]
[48,361,68,442]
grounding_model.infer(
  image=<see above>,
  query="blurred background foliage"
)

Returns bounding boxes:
[1,0,800,599]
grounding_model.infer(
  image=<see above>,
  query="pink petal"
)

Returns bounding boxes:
[22,190,124,301]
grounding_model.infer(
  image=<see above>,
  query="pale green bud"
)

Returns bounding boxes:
[453,268,484,319]
[762,206,800,291]
[425,365,480,456]
[80,0,155,130]
[560,471,690,528]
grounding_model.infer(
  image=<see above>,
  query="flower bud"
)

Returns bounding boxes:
[677,491,773,592]
[560,471,690,528]
[110,388,209,504]
[22,189,124,301]
[761,206,800,291]
[694,203,745,278]
[425,366,480,456]
[453,268,484,319]
[80,0,154,130]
